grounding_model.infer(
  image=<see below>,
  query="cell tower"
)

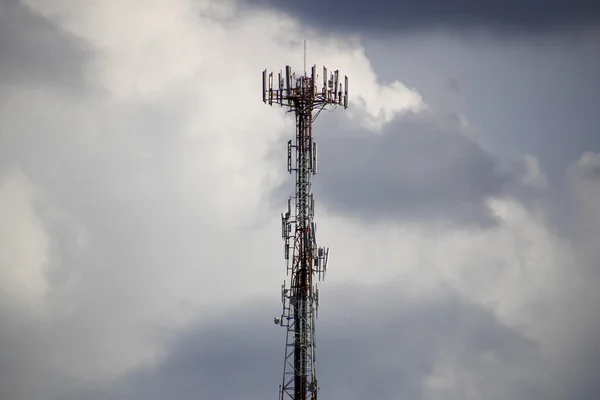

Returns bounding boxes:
[262,43,348,400]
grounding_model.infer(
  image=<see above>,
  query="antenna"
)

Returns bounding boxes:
[334,70,339,102]
[262,59,349,400]
[344,75,349,109]
[303,40,307,76]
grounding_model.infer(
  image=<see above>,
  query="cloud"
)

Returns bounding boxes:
[1,1,599,399]
[537,152,600,399]
[241,0,600,36]
[0,168,49,308]
[311,110,513,227]
[66,286,547,400]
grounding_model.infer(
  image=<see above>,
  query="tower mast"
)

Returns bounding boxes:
[262,49,349,400]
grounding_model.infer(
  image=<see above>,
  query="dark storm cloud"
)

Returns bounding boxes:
[243,0,600,35]
[68,286,547,400]
[0,1,89,91]
[304,110,515,227]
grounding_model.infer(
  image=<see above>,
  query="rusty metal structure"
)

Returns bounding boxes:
[262,45,348,400]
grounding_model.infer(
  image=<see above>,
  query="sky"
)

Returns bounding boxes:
[0,0,599,399]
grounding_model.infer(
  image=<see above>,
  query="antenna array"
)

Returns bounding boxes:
[262,54,348,400]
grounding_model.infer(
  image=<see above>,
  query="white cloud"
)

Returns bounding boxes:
[521,154,549,189]
[0,167,49,309]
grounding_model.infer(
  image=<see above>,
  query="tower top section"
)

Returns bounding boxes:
[262,65,348,112]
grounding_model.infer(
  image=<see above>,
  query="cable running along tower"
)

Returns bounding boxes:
[262,46,348,400]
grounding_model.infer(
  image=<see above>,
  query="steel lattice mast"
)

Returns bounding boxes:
[262,47,348,400]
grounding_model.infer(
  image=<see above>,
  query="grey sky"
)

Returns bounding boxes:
[243,0,600,35]
[360,31,600,186]
[309,110,513,227]
[1,1,599,399]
